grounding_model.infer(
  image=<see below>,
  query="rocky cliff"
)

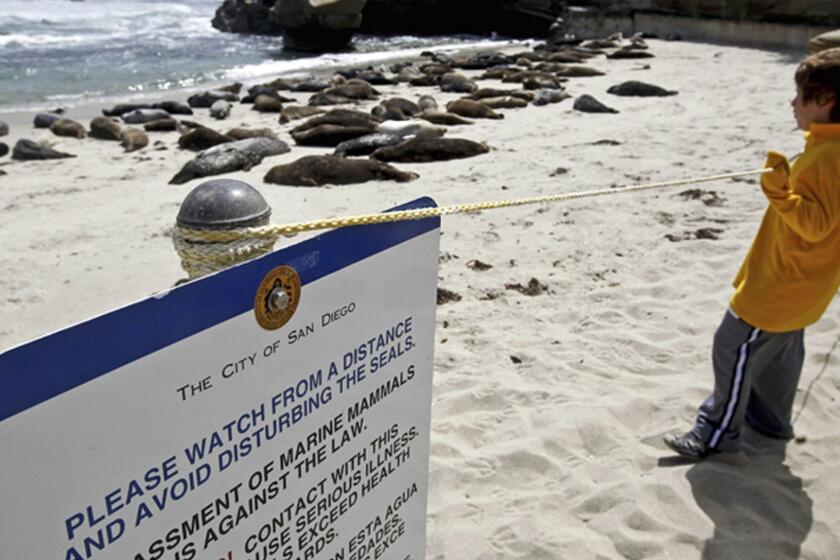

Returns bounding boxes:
[211,0,840,48]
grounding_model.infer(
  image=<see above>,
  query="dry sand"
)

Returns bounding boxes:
[2,39,839,559]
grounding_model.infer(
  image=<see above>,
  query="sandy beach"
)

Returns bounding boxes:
[1,37,839,559]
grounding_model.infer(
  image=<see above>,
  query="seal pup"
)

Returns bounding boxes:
[50,119,86,139]
[607,81,677,96]
[170,137,290,184]
[334,133,405,157]
[123,108,171,124]
[12,139,76,160]
[121,128,149,152]
[264,155,418,186]
[445,99,504,120]
[573,94,619,113]
[371,137,489,163]
[210,100,232,119]
[89,116,123,141]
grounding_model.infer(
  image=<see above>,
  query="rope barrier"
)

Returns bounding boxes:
[172,166,773,278]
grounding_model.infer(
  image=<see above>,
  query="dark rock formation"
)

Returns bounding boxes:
[270,0,367,52]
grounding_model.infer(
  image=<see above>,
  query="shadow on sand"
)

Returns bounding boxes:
[660,428,812,559]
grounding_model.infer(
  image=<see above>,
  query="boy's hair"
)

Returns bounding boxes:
[795,47,840,122]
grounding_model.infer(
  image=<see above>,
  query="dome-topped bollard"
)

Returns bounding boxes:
[173,179,276,280]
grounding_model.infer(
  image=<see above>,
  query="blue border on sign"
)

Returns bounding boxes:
[0,197,439,422]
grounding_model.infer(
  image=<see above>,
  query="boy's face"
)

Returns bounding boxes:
[791,87,835,130]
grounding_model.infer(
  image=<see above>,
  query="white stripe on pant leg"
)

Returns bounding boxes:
[710,327,761,449]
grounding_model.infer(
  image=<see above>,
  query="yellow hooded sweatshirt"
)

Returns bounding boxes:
[730,123,840,332]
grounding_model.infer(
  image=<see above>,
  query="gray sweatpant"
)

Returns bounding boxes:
[691,309,804,452]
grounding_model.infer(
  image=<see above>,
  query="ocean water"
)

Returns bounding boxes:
[0,0,513,112]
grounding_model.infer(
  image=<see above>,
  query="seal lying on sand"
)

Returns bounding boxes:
[210,100,232,119]
[334,133,405,157]
[573,94,619,113]
[144,118,180,132]
[480,96,529,109]
[121,128,149,152]
[12,139,75,160]
[225,127,277,141]
[50,119,86,139]
[0,121,8,136]
[376,120,446,138]
[440,73,478,94]
[187,90,239,108]
[291,109,382,147]
[264,155,418,186]
[371,137,489,163]
[0,143,8,157]
[445,99,504,120]
[279,106,325,124]
[417,95,438,112]
[325,81,380,100]
[607,81,677,96]
[469,89,534,102]
[170,137,290,184]
[123,108,171,124]
[89,117,123,141]
[253,95,284,113]
[372,98,421,121]
[417,111,473,126]
[179,127,233,151]
[533,89,571,106]
[34,113,62,129]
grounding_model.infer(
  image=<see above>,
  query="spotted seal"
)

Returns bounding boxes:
[573,94,619,113]
[334,133,405,157]
[371,137,489,163]
[170,137,290,184]
[445,99,504,120]
[607,81,677,96]
[12,139,75,160]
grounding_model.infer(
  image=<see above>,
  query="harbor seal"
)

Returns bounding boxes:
[417,111,473,126]
[12,139,75,160]
[102,103,153,117]
[371,98,421,121]
[371,137,489,163]
[459,51,514,69]
[417,95,438,112]
[308,93,354,106]
[50,119,86,139]
[607,48,654,59]
[533,89,571,106]
[334,133,404,157]
[547,64,605,77]
[279,105,325,124]
[253,95,284,112]
[210,100,232,119]
[34,113,62,128]
[170,137,290,184]
[440,73,478,94]
[225,127,278,141]
[573,94,619,113]
[153,101,193,115]
[445,99,504,120]
[607,81,677,96]
[409,75,440,87]
[144,118,180,132]
[324,81,381,100]
[292,125,376,147]
[291,79,332,92]
[217,82,243,94]
[376,120,446,138]
[293,109,381,133]
[419,63,453,76]
[0,120,8,136]
[263,155,418,186]
[241,87,296,104]
[0,142,8,157]
[355,70,396,85]
[469,89,534,102]
[89,116,123,141]
[122,108,171,124]
[178,127,233,151]
[523,75,563,90]
[187,90,239,108]
[121,128,149,152]
[479,96,529,109]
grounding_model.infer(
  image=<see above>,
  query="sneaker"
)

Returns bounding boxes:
[663,431,715,460]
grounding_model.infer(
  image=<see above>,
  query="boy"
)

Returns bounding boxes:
[665,48,840,460]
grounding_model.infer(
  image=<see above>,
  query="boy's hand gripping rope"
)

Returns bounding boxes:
[172,166,776,278]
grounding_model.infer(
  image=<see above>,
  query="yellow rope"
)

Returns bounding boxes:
[176,167,771,244]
